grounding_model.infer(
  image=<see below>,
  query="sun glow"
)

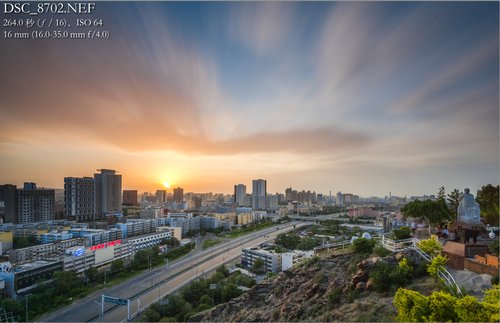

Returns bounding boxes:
[164,182,170,188]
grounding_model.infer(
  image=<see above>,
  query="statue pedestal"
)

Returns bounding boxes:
[441,242,490,270]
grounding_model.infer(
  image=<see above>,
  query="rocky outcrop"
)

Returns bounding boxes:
[189,249,416,322]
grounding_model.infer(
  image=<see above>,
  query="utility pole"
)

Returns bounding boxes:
[104,270,106,291]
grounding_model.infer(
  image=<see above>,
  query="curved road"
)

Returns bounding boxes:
[42,221,305,322]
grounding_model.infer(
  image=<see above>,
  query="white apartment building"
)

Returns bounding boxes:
[127,231,172,257]
[241,247,282,273]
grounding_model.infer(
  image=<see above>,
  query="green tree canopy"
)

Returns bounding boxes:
[437,186,446,200]
[400,199,453,230]
[222,283,239,302]
[251,258,265,274]
[84,266,98,283]
[110,258,124,273]
[476,184,499,226]
[447,189,461,219]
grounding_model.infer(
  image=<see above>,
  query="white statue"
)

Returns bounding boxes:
[457,188,481,222]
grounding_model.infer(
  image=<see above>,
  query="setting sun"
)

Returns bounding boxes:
[164,182,170,188]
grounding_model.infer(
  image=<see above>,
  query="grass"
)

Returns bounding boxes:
[203,239,222,250]
[216,222,284,239]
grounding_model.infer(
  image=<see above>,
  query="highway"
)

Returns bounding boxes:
[42,221,305,322]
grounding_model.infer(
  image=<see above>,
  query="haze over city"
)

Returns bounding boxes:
[1,1,498,196]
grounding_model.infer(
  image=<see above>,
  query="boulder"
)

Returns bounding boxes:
[355,282,366,291]
[365,279,373,290]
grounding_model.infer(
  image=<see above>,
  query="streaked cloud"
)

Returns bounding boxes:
[0,1,497,195]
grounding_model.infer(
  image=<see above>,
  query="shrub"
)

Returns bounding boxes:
[373,246,392,257]
[440,282,468,299]
[352,238,376,254]
[313,271,325,285]
[322,312,333,322]
[418,238,442,257]
[369,261,392,292]
[394,285,500,322]
[347,289,359,303]
[275,285,283,296]
[328,287,342,304]
[393,226,412,240]
[389,258,414,287]
[491,274,499,286]
[272,309,280,320]
[489,240,499,256]
[427,255,449,279]
[414,260,430,277]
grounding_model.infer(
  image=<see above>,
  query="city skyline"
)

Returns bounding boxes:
[1,2,498,197]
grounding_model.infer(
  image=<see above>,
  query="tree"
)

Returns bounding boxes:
[437,186,446,201]
[84,266,98,283]
[145,308,161,322]
[222,283,239,302]
[52,270,77,295]
[251,258,265,274]
[447,189,461,219]
[400,199,453,234]
[110,258,124,273]
[216,265,229,278]
[476,184,499,226]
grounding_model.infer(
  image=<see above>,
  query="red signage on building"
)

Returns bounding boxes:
[90,240,121,251]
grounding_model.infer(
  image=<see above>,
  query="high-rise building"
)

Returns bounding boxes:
[234,184,246,206]
[156,190,166,204]
[123,190,138,206]
[17,183,54,223]
[336,191,343,206]
[0,184,17,223]
[173,187,183,203]
[252,179,267,209]
[94,169,122,215]
[64,177,96,221]
[252,179,266,196]
[285,187,292,201]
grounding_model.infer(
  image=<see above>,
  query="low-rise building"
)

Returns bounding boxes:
[156,226,181,241]
[116,219,157,238]
[126,231,172,257]
[8,237,89,264]
[220,220,234,230]
[0,260,63,299]
[241,247,282,273]
[200,216,219,229]
[62,242,132,273]
[281,250,313,271]
[0,231,13,250]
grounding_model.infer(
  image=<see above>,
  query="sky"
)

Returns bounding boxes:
[0,1,498,197]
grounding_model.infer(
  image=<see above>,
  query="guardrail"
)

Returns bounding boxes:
[314,234,460,295]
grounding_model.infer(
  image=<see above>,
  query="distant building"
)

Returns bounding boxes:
[17,183,54,223]
[94,169,122,215]
[0,184,17,224]
[156,190,166,204]
[234,184,246,207]
[252,179,266,209]
[123,190,138,206]
[173,187,184,203]
[336,191,343,206]
[64,177,96,221]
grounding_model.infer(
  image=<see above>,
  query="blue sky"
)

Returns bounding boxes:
[0,1,498,197]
